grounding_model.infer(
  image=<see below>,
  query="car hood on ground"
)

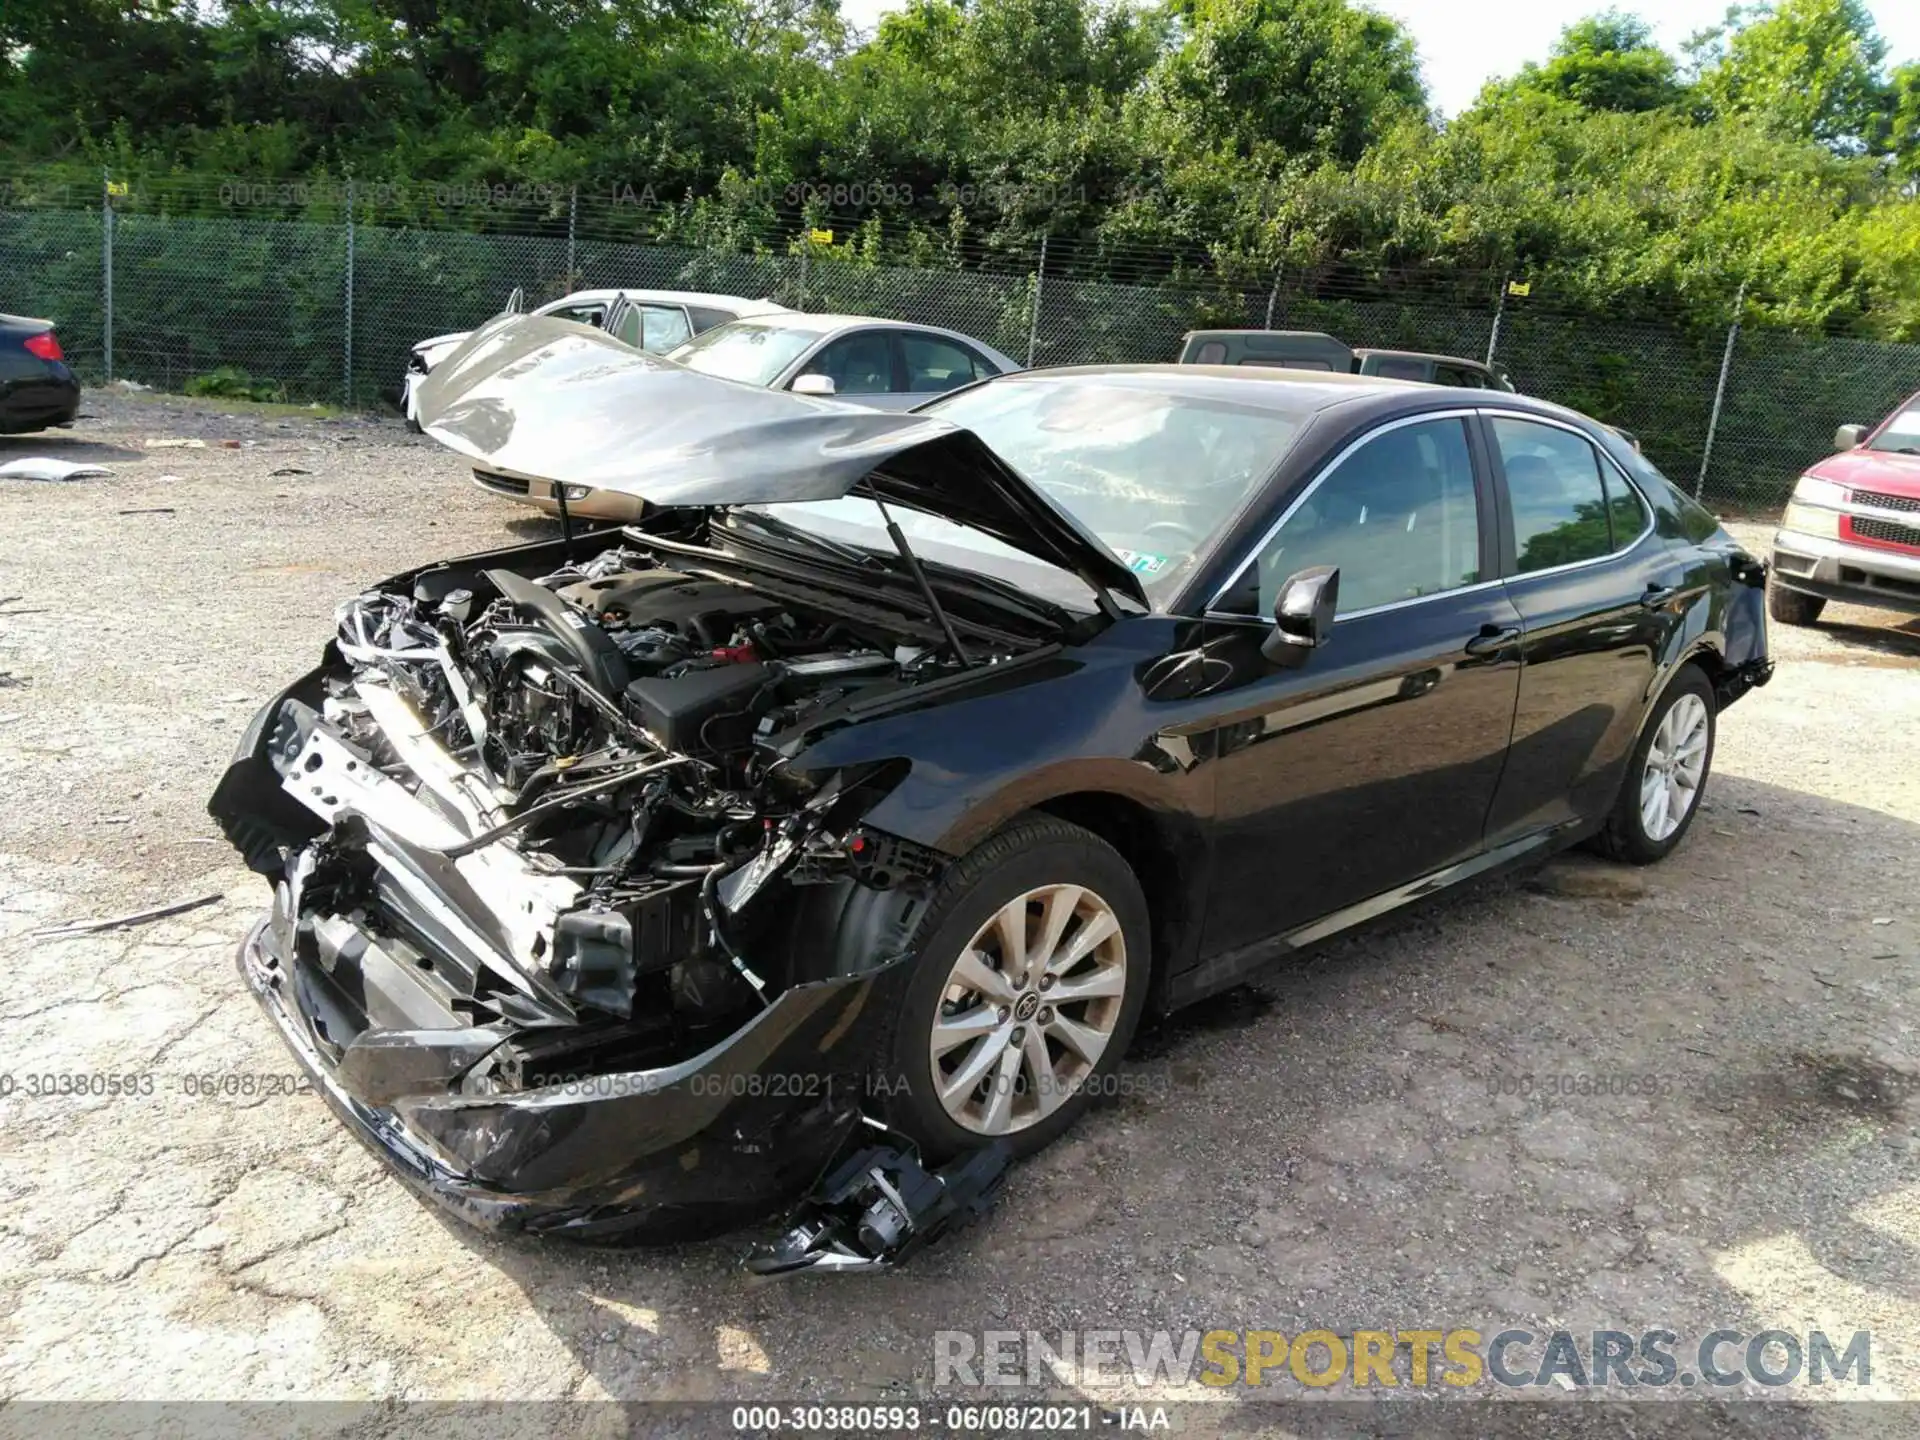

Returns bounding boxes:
[416,313,1149,607]
[1808,446,1920,498]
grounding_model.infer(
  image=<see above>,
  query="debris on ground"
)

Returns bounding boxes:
[30,891,223,940]
[0,458,112,482]
[748,1133,1012,1275]
[144,437,207,449]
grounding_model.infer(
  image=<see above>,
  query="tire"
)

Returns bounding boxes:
[873,815,1150,1162]
[1593,665,1717,865]
[1767,579,1825,627]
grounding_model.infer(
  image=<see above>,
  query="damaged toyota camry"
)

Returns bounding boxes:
[211,313,1772,1267]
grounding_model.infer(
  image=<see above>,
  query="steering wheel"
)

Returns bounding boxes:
[1140,519,1201,550]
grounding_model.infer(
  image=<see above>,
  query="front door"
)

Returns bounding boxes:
[1195,413,1523,957]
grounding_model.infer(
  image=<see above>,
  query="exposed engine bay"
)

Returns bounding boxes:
[246,536,1012,1098]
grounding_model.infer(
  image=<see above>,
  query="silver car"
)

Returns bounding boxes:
[667,313,1021,411]
[402,288,787,427]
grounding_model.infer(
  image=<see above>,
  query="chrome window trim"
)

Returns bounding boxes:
[1489,411,1656,582]
[1203,575,1508,626]
[1202,408,1483,616]
[1202,405,1660,622]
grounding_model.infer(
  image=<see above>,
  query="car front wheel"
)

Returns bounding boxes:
[1594,665,1717,865]
[877,815,1149,1161]
[1767,579,1825,626]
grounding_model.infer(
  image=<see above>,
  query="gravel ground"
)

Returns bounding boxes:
[1,393,1917,1425]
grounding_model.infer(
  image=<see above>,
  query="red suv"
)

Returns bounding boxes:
[1770,392,1920,625]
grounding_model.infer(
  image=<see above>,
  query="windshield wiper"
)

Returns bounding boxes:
[729,511,887,571]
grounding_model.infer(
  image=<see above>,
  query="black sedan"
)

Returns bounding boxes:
[0,312,80,434]
[210,317,1772,1261]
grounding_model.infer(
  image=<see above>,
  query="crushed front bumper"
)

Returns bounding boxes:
[238,909,894,1242]
[1771,528,1920,615]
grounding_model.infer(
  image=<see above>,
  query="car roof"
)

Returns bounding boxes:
[1352,347,1490,369]
[983,362,1608,428]
[996,362,1423,408]
[546,288,787,313]
[700,312,1023,370]
[718,312,978,335]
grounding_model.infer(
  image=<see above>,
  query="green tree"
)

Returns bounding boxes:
[1149,0,1425,164]
[1694,0,1889,151]
[1497,11,1687,114]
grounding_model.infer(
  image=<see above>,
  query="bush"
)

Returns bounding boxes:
[184,366,287,402]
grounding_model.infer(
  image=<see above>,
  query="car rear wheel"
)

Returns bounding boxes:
[876,815,1149,1161]
[1593,666,1716,865]
[1767,579,1825,627]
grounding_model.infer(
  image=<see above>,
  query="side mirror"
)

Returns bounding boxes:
[793,373,836,397]
[1834,423,1867,451]
[1261,566,1339,666]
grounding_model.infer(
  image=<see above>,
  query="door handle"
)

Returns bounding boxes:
[1463,625,1521,657]
[1640,584,1679,610]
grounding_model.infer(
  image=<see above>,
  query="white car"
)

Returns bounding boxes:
[401,288,787,427]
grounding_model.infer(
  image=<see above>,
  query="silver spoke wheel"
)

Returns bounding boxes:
[928,883,1128,1137]
[1639,692,1709,842]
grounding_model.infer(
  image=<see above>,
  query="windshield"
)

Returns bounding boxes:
[668,321,823,387]
[1867,403,1920,454]
[914,376,1308,598]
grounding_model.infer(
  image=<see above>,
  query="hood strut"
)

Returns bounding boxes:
[865,481,974,669]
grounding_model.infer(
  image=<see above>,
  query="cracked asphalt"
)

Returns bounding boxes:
[1,393,1917,1426]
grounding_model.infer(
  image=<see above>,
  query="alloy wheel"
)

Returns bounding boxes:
[927,884,1128,1136]
[1639,692,1710,842]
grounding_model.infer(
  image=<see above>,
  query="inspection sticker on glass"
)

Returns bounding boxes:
[1114,549,1171,578]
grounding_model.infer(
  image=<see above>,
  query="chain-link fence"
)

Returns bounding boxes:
[4,173,1918,513]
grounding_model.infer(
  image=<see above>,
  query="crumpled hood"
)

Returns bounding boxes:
[416,313,1148,607]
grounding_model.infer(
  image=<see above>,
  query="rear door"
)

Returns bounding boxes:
[1194,412,1524,955]
[898,332,996,406]
[1479,412,1683,842]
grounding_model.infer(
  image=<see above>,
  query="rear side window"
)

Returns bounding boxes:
[1367,357,1431,382]
[1194,341,1228,364]
[900,334,982,393]
[1433,364,1487,389]
[1493,418,1645,572]
[547,302,607,328]
[639,305,692,353]
[687,306,737,333]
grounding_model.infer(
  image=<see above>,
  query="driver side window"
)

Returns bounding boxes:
[1240,418,1482,618]
[804,332,898,395]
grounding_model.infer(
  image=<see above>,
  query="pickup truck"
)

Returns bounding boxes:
[1769,393,1920,624]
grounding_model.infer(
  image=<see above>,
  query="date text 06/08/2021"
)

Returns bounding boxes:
[728,1405,1170,1432]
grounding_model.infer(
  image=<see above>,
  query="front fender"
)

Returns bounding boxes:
[785,621,1213,856]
